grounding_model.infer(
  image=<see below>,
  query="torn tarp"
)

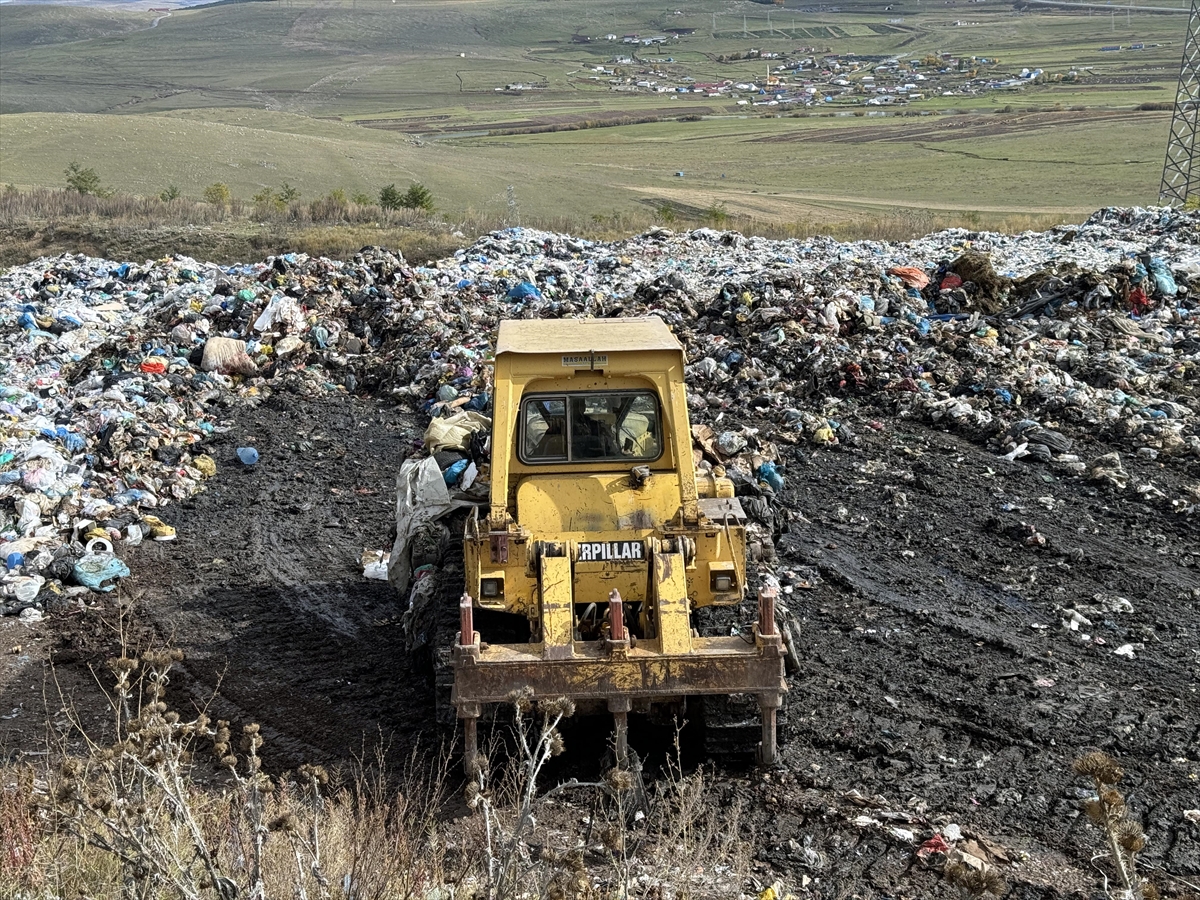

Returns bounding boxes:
[387,456,480,596]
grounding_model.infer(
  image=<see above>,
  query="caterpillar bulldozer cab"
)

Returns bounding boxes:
[454,316,786,769]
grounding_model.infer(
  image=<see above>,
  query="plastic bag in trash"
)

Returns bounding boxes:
[717,430,747,456]
[1148,258,1178,296]
[424,411,491,453]
[73,553,131,592]
[201,336,257,376]
[757,461,785,493]
[3,575,44,604]
[443,458,469,485]
[361,549,390,581]
[39,426,86,453]
[507,281,543,301]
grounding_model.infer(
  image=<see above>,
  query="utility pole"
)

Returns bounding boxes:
[1161,0,1200,205]
[713,11,717,34]
[744,13,748,36]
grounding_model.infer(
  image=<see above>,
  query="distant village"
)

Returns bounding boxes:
[497,30,1094,108]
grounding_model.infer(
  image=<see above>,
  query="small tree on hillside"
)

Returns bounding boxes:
[159,184,181,202]
[203,182,232,206]
[380,182,434,212]
[64,162,107,196]
[379,183,403,210]
[400,181,434,212]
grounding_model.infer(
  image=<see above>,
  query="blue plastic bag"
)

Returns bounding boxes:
[40,426,86,453]
[237,447,260,466]
[443,459,469,485]
[73,553,130,592]
[507,281,543,301]
[757,461,785,493]
[112,488,156,507]
[1148,258,1177,297]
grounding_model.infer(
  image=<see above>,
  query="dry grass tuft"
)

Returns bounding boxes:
[1,654,755,900]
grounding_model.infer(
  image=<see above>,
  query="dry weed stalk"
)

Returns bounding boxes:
[638,728,749,898]
[466,697,749,900]
[8,647,749,900]
[467,689,603,899]
[1073,751,1158,900]
[6,647,454,900]
[944,859,1006,899]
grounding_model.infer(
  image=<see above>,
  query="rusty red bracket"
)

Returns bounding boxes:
[608,589,626,642]
[758,584,777,637]
[460,592,474,646]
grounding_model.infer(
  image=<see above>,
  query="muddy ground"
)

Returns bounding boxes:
[1,385,1197,899]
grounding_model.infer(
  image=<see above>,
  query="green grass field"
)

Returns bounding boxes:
[0,0,1183,228]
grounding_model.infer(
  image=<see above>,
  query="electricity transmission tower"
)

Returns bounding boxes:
[1160,0,1200,206]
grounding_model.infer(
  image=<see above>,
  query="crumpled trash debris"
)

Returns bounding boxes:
[202,336,257,376]
[387,457,465,595]
[424,411,491,453]
[757,881,797,900]
[361,549,390,581]
[2,207,1198,617]
[887,266,930,290]
[72,552,130,592]
[1089,452,1129,489]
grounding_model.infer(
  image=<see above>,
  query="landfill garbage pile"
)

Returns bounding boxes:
[2,206,1198,618]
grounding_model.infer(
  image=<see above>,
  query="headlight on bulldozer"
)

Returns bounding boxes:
[480,577,504,599]
[710,572,736,593]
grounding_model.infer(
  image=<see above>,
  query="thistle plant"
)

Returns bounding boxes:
[468,689,582,898]
[944,859,1006,898]
[1073,751,1158,900]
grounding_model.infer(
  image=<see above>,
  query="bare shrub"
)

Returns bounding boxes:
[467,693,751,900]
[1,649,457,900]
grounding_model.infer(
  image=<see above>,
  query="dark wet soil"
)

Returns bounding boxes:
[2,386,1197,899]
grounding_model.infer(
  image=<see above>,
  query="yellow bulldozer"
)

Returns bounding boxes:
[418,316,786,769]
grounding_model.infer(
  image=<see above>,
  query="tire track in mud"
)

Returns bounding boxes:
[130,393,428,770]
[764,424,1199,893]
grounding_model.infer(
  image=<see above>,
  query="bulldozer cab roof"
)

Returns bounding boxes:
[495,317,683,357]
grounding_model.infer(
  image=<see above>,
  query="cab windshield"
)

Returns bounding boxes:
[521,391,662,464]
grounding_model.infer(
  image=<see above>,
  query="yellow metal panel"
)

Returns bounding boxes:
[666,377,699,522]
[489,353,519,527]
[516,474,678,533]
[496,317,683,356]
[654,551,692,656]
[539,555,575,659]
[572,561,647,608]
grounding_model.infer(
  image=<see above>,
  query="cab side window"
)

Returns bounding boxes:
[523,397,567,461]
